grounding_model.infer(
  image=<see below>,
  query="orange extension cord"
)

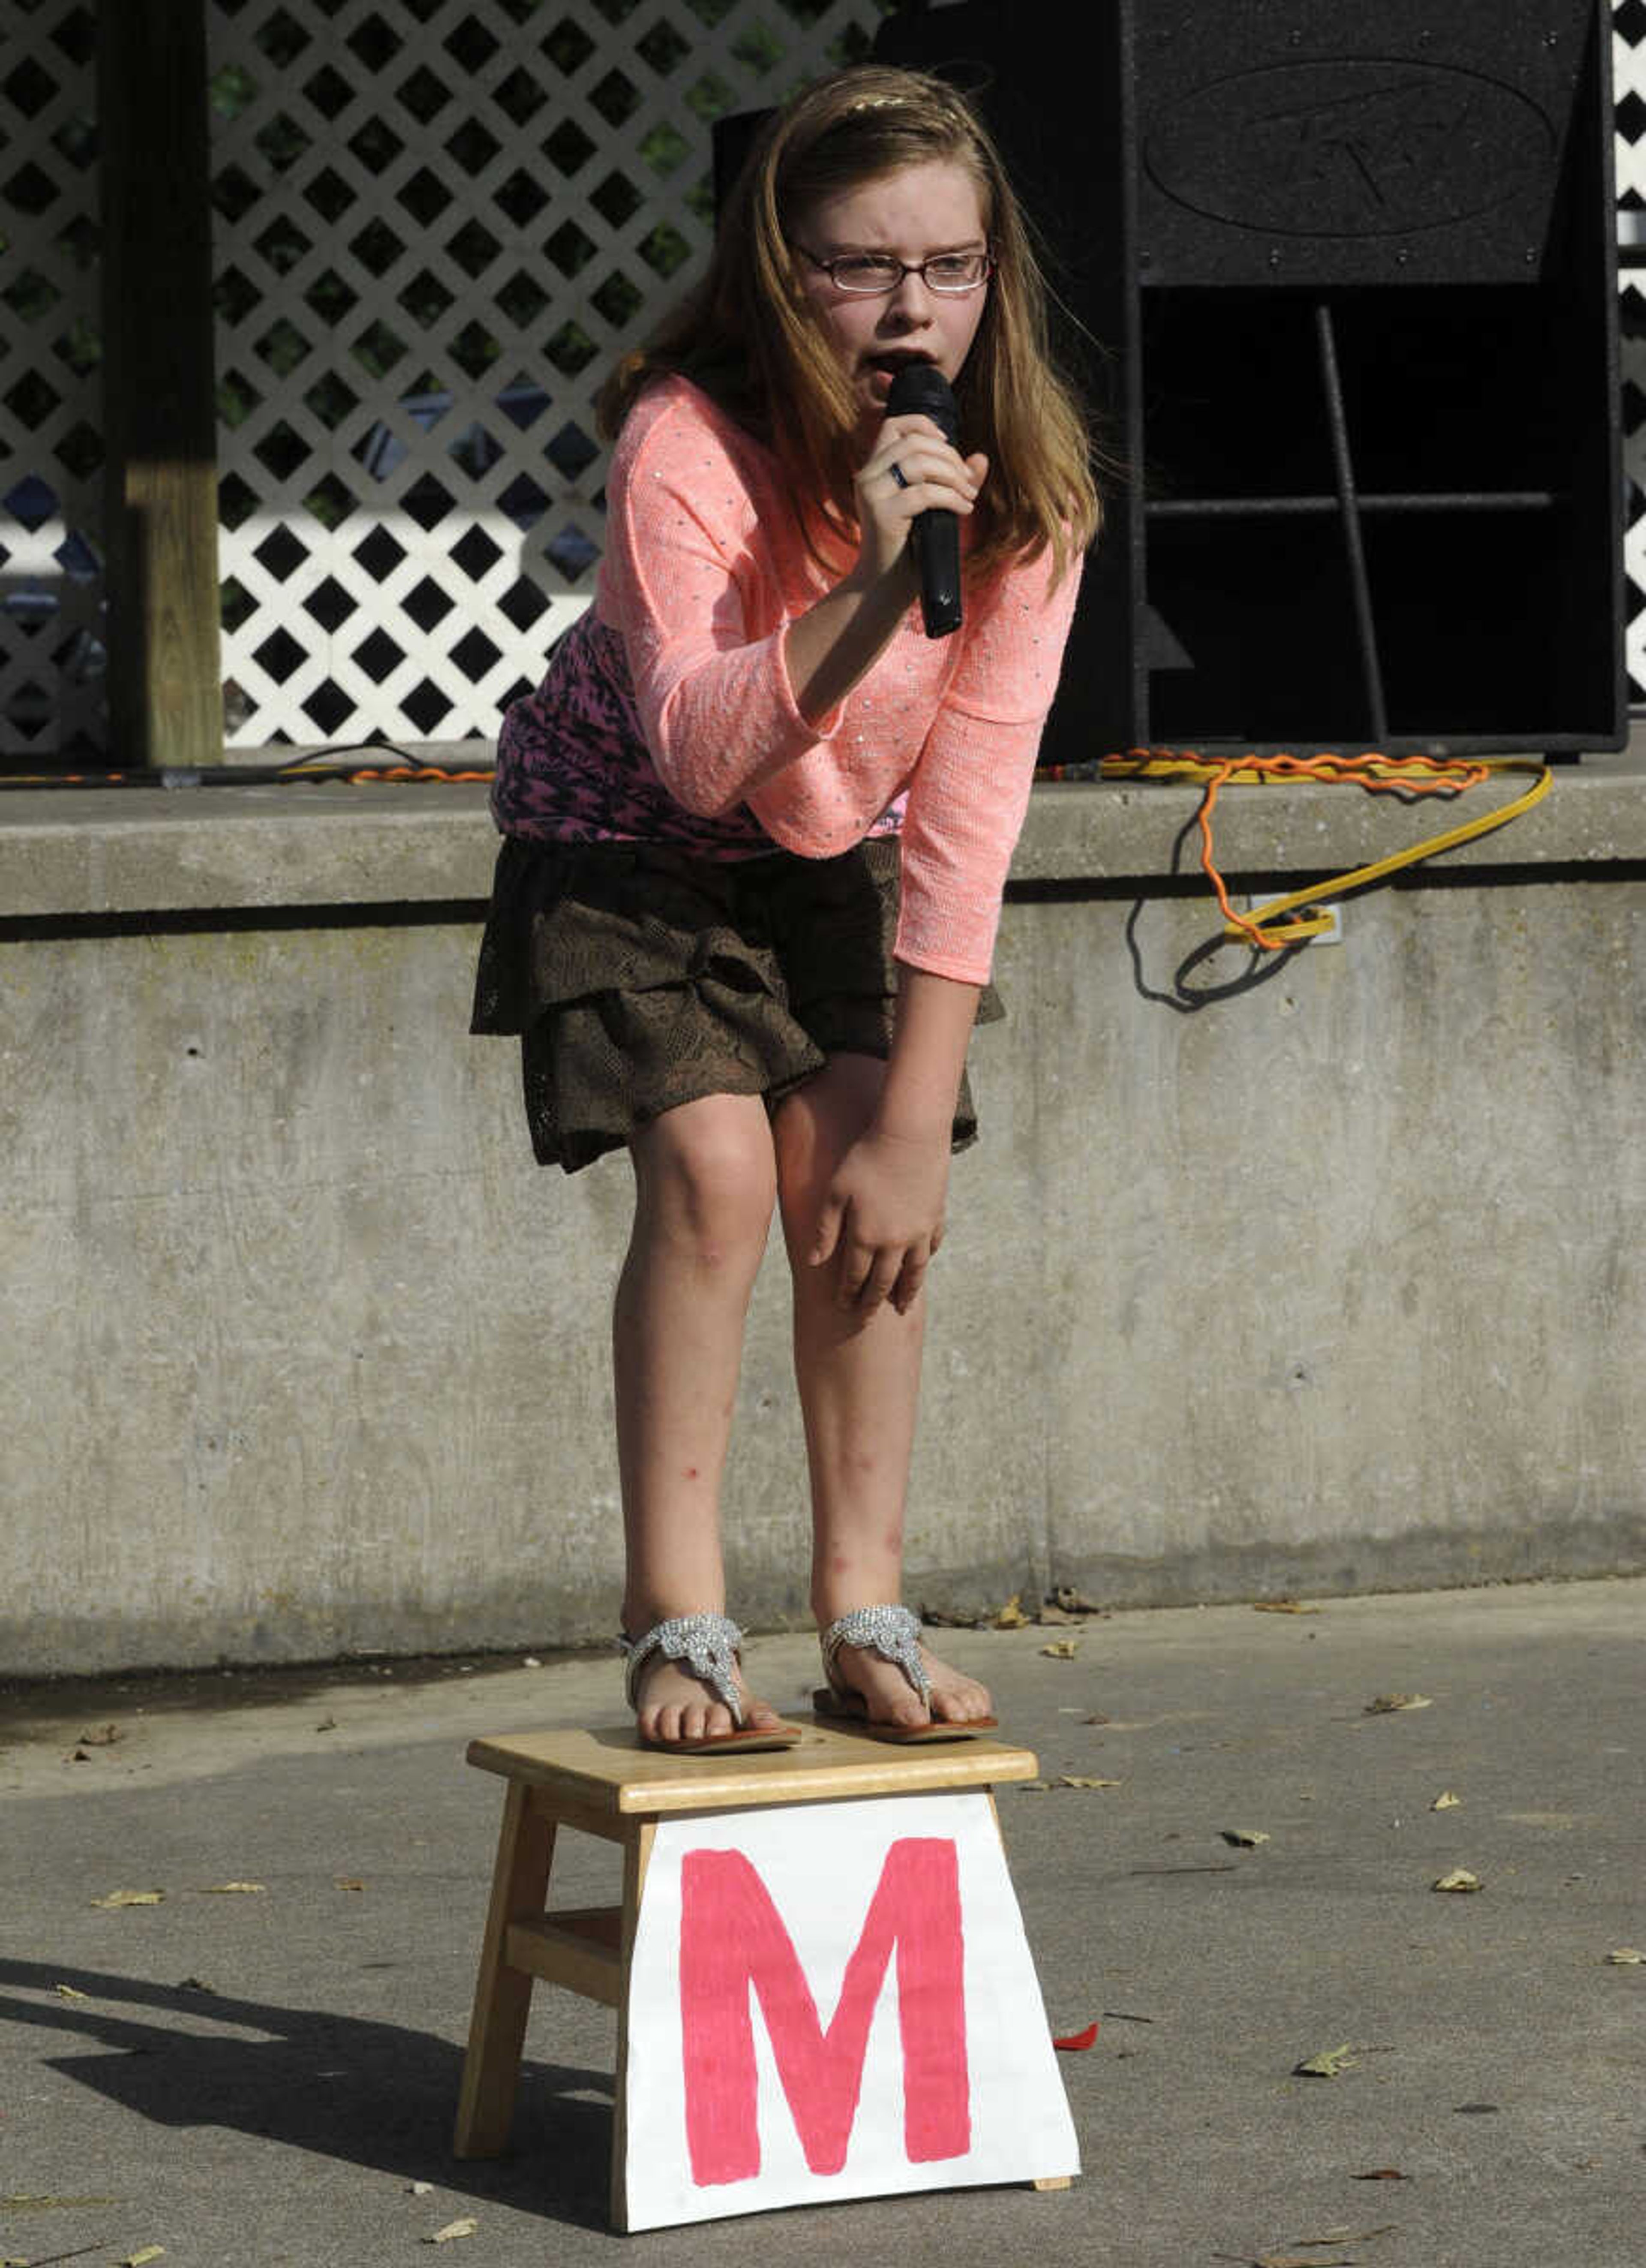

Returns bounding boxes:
[1090,748,1553,951]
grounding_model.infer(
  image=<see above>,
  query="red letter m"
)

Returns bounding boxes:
[678,1835,969,2185]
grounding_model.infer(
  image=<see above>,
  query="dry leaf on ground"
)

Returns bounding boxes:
[1037,1603,1081,1625]
[1433,1868,1482,1893]
[1,2195,120,2211]
[1430,1791,1462,1810]
[53,1982,89,1999]
[1215,2253,1356,2268]
[1222,1828,1271,1847]
[1365,1693,1432,1714]
[1018,1775,1122,1793]
[1294,2043,1357,2076]
[90,1889,163,1909]
[425,2218,479,2244]
[1604,1947,1644,1964]
[121,2248,166,2266]
[1352,2169,1409,2181]
[75,1723,123,1745]
[205,1881,265,1895]
[1051,1585,1104,1615]
[1240,2232,1395,2267]
[1252,1599,1321,1615]
[334,1877,366,1892]
[993,1593,1030,1629]
[1039,1639,1080,1659]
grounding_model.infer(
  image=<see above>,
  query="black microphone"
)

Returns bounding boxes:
[886,362,963,639]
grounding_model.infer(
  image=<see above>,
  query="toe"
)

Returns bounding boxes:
[924,1654,992,1723]
[838,1643,934,1728]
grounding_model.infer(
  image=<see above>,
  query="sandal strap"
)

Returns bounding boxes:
[819,1604,932,1708]
[620,1612,746,1725]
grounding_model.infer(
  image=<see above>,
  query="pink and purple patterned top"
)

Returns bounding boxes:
[492,375,1081,985]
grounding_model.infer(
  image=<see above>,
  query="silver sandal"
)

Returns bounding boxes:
[813,1605,997,1744]
[621,1612,801,1753]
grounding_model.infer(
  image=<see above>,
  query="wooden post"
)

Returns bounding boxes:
[98,0,223,767]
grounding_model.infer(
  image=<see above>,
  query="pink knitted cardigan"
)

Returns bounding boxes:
[532,375,1082,984]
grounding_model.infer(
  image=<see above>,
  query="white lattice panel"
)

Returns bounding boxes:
[0,0,104,762]
[1614,1,1646,698]
[1626,324,1646,699]
[1616,0,1646,194]
[206,0,895,746]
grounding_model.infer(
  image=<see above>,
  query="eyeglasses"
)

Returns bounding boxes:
[796,247,994,296]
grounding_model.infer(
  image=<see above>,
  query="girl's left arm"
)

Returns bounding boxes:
[892,546,1085,984]
[808,549,1084,1314]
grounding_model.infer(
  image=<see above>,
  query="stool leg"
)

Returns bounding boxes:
[454,1780,557,2157]
[607,1819,657,2233]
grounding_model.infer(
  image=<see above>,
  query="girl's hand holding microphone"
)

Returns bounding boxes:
[782,407,985,723]
[850,414,988,594]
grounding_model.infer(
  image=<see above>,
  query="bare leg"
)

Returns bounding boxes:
[616,1093,787,1744]
[774,1056,993,1729]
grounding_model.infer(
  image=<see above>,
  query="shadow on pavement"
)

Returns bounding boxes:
[0,1957,613,2233]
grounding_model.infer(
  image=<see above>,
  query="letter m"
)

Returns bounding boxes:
[679,1835,969,2185]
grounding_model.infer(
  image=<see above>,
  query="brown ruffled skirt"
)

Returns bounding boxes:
[470,834,1002,1172]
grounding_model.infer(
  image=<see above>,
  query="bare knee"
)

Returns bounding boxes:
[631,1098,777,1272]
[773,1057,884,1251]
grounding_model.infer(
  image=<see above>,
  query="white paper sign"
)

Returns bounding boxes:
[621,1790,1079,2229]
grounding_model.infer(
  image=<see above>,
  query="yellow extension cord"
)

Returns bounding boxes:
[1096,749,1553,950]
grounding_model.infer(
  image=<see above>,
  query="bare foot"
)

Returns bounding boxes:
[633,1649,788,1747]
[830,1640,993,1730]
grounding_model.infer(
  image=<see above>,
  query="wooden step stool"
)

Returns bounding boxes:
[454,1720,1076,2230]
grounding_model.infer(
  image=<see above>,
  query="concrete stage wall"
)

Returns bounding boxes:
[4,751,1645,1675]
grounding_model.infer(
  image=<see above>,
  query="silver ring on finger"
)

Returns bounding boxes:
[889,462,909,490]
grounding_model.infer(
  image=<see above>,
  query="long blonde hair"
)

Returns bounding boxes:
[596,66,1101,586]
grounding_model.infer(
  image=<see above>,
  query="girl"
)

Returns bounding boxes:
[472,64,1099,1751]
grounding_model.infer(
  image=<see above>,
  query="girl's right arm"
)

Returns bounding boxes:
[782,417,985,727]
[607,391,982,816]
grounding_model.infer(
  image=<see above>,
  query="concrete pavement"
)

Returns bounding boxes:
[2,1577,1642,2265]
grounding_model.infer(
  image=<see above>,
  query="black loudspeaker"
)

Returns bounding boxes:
[874,0,1625,759]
